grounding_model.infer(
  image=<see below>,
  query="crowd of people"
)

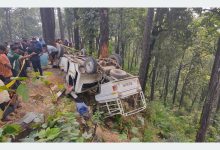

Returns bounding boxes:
[0,37,67,122]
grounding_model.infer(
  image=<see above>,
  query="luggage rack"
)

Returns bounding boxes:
[98,91,147,117]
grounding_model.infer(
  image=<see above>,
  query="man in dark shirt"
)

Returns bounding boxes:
[19,39,30,77]
[29,37,43,76]
[8,45,34,77]
[20,39,29,53]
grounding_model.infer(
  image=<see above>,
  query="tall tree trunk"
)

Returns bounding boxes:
[81,38,85,49]
[172,64,182,105]
[198,87,208,110]
[160,69,167,99]
[114,9,123,56]
[179,76,188,109]
[121,40,125,68]
[64,8,73,43]
[216,92,220,113]
[129,47,136,72]
[134,45,139,67]
[67,28,71,43]
[114,35,117,53]
[96,36,99,52]
[57,8,65,41]
[163,67,170,106]
[115,14,120,55]
[190,90,199,112]
[127,44,132,70]
[179,56,194,109]
[89,38,93,55]
[71,27,74,44]
[5,8,12,41]
[119,9,126,66]
[144,8,167,84]
[115,34,119,54]
[172,49,186,105]
[21,9,27,38]
[139,8,154,93]
[73,9,80,50]
[150,56,159,101]
[40,8,55,45]
[99,8,109,58]
[196,37,220,142]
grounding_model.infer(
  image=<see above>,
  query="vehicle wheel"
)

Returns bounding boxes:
[67,61,70,72]
[109,54,122,66]
[59,46,64,58]
[84,57,97,74]
[110,69,127,79]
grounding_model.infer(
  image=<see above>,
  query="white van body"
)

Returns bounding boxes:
[63,55,102,94]
[59,49,146,117]
[59,56,69,72]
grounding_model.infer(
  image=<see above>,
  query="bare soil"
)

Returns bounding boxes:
[0,68,65,127]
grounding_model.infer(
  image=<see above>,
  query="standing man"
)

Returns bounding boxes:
[29,37,43,76]
[7,45,34,77]
[20,39,30,76]
[0,45,13,84]
[0,45,20,122]
[39,37,46,47]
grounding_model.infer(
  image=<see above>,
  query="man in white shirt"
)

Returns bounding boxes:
[42,44,58,66]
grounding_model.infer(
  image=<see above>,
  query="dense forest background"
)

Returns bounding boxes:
[0,8,220,142]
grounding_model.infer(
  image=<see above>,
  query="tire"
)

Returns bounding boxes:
[84,57,97,74]
[110,69,127,79]
[59,46,64,58]
[109,54,122,66]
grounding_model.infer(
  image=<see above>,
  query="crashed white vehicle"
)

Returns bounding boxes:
[59,53,102,94]
[59,49,146,117]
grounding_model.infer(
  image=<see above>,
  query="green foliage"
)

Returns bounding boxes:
[43,71,53,76]
[143,101,198,142]
[0,124,22,142]
[131,137,140,142]
[92,110,104,125]
[16,83,29,101]
[36,127,61,142]
[131,127,139,136]
[118,133,128,141]
[206,126,218,142]
[79,9,99,39]
[0,8,41,41]
[0,77,29,102]
[206,114,220,142]
[2,124,21,136]
[22,110,86,142]
[144,128,155,142]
